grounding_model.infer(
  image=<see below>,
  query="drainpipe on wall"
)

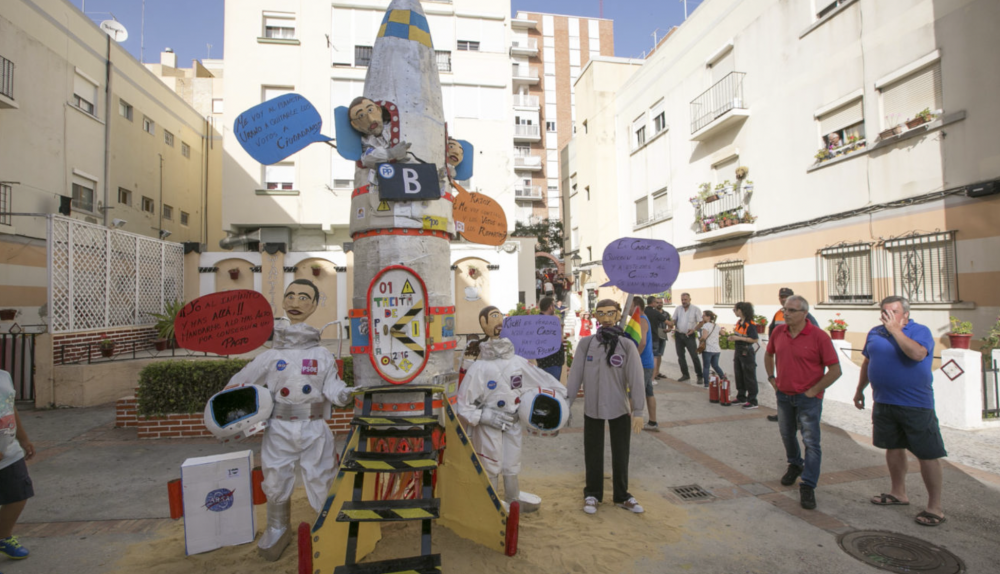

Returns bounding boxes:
[102,35,112,227]
[158,153,163,233]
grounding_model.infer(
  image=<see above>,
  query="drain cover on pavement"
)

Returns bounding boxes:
[670,485,714,502]
[838,530,965,574]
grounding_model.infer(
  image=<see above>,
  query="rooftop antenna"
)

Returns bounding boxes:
[599,0,603,19]
[207,43,212,59]
[140,0,145,62]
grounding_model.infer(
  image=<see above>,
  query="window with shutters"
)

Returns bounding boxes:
[714,260,744,305]
[652,188,670,221]
[72,71,97,115]
[457,41,480,51]
[816,96,865,152]
[164,130,174,147]
[878,231,958,304]
[263,12,296,39]
[118,99,133,121]
[265,163,295,190]
[180,211,189,226]
[818,242,874,304]
[634,197,649,226]
[880,63,943,129]
[632,113,647,150]
[354,46,373,68]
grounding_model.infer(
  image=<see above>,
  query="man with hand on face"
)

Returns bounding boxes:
[348,96,411,169]
[855,297,947,527]
[456,306,566,511]
[567,299,646,515]
[224,279,352,561]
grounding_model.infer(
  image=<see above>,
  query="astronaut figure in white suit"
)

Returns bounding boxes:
[457,306,567,511]
[225,279,352,561]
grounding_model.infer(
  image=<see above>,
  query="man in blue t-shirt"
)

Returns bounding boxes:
[854,296,947,527]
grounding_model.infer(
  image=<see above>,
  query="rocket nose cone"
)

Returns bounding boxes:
[386,0,426,13]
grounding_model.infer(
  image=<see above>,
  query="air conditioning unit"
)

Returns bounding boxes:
[966,180,999,198]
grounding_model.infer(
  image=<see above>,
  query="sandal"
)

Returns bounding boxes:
[870,493,909,506]
[915,511,946,527]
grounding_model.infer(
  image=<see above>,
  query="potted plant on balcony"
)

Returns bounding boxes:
[826,313,848,340]
[906,108,934,130]
[228,267,240,280]
[878,114,904,140]
[742,180,754,194]
[735,166,749,181]
[0,309,16,321]
[98,334,116,358]
[948,316,973,349]
[150,300,184,351]
[310,263,322,277]
[721,180,735,195]
[815,148,834,163]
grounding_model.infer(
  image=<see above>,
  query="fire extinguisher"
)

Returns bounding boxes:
[709,374,719,403]
[719,377,731,406]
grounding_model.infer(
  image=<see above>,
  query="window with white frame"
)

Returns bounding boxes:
[212,99,224,114]
[652,188,670,220]
[180,211,189,226]
[333,179,353,189]
[163,204,173,220]
[457,40,480,51]
[118,99,133,121]
[713,155,739,185]
[142,116,155,135]
[181,142,190,158]
[118,187,132,206]
[653,111,666,135]
[435,51,452,72]
[634,197,649,226]
[546,121,556,132]
[263,12,296,39]
[72,71,97,115]
[265,163,295,190]
[880,62,943,129]
[714,260,745,305]
[355,46,373,67]
[262,86,293,102]
[881,231,958,304]
[141,196,154,214]
[632,114,646,149]
[817,96,865,151]
[818,242,873,304]
[164,130,174,147]
[71,180,95,213]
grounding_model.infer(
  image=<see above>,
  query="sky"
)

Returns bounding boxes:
[68,0,697,66]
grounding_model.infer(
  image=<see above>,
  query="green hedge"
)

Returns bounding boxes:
[137,359,250,416]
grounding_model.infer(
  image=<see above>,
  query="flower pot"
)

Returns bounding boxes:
[0,309,15,321]
[878,127,898,140]
[906,117,928,129]
[705,195,719,203]
[154,339,169,351]
[228,269,239,280]
[100,346,115,358]
[311,268,321,277]
[947,333,972,349]
[830,330,846,340]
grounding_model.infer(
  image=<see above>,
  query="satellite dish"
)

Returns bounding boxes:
[100,20,129,42]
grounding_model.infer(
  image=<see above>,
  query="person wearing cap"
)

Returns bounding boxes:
[767,288,819,422]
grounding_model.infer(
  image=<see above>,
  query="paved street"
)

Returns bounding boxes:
[6,377,1000,573]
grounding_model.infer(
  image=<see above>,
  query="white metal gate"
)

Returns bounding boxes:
[47,215,184,333]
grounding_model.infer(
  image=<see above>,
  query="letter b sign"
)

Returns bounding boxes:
[376,162,440,201]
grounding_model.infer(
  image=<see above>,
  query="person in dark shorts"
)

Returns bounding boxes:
[854,296,947,527]
[644,296,669,381]
[0,370,35,559]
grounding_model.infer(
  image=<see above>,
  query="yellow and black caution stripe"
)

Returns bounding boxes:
[333,555,441,574]
[352,415,439,427]
[390,300,426,357]
[337,498,440,523]
[341,451,439,474]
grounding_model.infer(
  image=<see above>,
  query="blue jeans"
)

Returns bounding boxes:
[776,391,823,489]
[541,365,562,382]
[701,352,725,383]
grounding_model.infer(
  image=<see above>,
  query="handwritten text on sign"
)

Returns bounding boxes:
[500,315,562,360]
[601,238,681,294]
[452,183,507,246]
[234,94,332,165]
[175,290,274,355]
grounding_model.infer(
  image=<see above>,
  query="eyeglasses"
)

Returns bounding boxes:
[782,307,804,314]
[594,311,618,318]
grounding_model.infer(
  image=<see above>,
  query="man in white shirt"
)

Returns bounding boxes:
[672,293,704,384]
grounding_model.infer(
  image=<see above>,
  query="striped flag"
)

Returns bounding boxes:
[624,307,643,346]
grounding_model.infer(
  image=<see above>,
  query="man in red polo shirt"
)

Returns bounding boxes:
[764,295,842,510]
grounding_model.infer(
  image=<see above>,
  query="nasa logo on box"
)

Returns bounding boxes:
[301,359,318,375]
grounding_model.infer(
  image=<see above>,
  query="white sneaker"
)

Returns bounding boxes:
[616,497,645,513]
[583,496,598,514]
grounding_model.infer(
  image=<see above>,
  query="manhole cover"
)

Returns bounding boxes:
[670,485,714,502]
[838,530,965,574]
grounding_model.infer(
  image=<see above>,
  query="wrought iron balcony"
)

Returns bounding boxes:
[514,184,543,200]
[513,124,541,141]
[690,72,748,139]
[0,55,13,102]
[511,37,538,56]
[512,94,540,108]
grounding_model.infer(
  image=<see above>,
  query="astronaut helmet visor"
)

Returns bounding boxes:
[210,387,261,428]
[529,394,562,430]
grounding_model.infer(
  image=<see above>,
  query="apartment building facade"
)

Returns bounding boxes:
[570,0,1000,347]
[0,0,215,326]
[510,10,613,228]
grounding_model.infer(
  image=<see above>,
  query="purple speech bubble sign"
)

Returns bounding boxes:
[600,237,681,294]
[500,315,562,360]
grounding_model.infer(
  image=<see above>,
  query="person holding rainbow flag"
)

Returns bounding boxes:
[624,297,659,432]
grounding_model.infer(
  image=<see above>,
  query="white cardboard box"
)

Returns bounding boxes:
[181,450,256,555]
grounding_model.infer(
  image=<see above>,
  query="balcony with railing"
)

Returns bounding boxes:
[435,50,452,72]
[690,72,749,141]
[512,94,540,109]
[513,124,541,142]
[0,55,14,107]
[511,37,539,57]
[692,182,756,241]
[514,184,544,201]
[513,151,543,171]
[512,66,540,86]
